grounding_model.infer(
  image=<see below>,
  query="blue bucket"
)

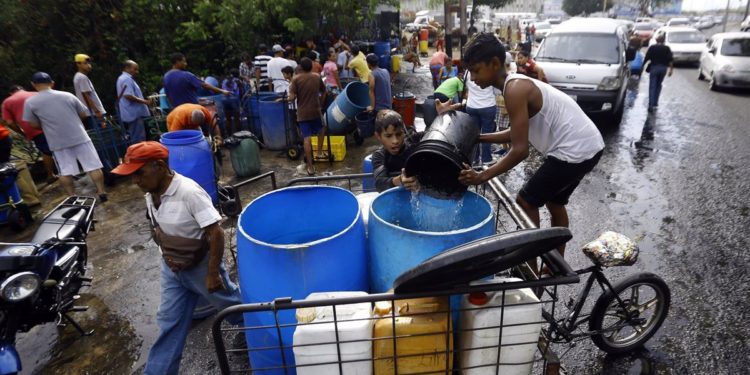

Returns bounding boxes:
[373,41,391,57]
[259,97,288,150]
[237,186,368,373]
[325,82,369,135]
[368,188,495,292]
[362,154,375,192]
[160,130,218,204]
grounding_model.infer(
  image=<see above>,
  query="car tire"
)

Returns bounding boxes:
[709,73,720,91]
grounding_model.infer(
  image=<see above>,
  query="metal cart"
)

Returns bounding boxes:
[211,172,578,374]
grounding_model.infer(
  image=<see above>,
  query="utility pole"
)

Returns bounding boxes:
[603,0,608,14]
[744,0,749,20]
[723,0,730,32]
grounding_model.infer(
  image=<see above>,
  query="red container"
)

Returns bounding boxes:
[393,92,416,127]
[419,29,429,41]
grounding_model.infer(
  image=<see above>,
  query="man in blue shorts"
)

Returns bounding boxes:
[287,57,327,176]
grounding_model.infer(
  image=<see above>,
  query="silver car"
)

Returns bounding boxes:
[698,32,750,90]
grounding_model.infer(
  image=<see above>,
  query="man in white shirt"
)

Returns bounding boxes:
[111,141,242,374]
[449,33,605,261]
[266,44,298,94]
[73,53,106,128]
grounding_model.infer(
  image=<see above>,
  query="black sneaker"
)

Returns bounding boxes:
[98,193,108,203]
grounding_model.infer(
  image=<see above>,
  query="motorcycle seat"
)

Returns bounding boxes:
[31,206,89,243]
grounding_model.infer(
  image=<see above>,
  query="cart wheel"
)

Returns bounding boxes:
[287,146,301,161]
[8,209,29,232]
[353,130,365,146]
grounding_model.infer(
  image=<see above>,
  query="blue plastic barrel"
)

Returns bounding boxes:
[373,41,391,57]
[160,130,218,204]
[368,188,495,292]
[362,154,375,192]
[237,186,368,373]
[0,164,22,223]
[158,88,170,112]
[325,82,369,134]
[197,76,219,96]
[259,97,288,150]
[245,92,279,138]
[379,54,391,71]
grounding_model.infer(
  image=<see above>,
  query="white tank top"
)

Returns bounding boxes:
[502,74,605,163]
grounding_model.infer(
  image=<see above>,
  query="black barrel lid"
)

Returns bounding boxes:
[393,227,572,293]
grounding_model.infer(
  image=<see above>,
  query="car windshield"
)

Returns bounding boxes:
[634,24,653,30]
[536,33,620,64]
[668,31,704,44]
[721,38,750,57]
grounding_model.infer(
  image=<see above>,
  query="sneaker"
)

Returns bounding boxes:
[98,193,108,203]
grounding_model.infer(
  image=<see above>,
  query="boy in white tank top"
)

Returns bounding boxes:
[439,33,605,265]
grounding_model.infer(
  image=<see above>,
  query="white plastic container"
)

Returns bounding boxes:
[293,291,373,375]
[458,277,542,375]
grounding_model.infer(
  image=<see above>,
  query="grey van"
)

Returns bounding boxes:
[534,17,630,124]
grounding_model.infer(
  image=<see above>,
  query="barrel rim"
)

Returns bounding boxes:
[369,187,494,236]
[238,185,362,249]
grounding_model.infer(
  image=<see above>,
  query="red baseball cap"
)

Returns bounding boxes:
[111,141,169,175]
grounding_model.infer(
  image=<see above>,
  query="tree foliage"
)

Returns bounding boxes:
[562,0,613,16]
[0,0,395,111]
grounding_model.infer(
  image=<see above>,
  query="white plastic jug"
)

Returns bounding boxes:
[458,277,542,375]
[293,291,373,375]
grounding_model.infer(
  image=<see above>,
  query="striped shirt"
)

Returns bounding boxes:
[253,55,272,88]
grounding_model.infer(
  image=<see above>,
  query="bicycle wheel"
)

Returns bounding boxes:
[589,272,670,355]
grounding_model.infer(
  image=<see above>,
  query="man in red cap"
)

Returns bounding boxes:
[112,141,242,374]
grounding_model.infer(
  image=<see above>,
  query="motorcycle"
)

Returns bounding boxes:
[0,196,96,374]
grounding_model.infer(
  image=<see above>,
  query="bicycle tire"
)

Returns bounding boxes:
[589,272,670,355]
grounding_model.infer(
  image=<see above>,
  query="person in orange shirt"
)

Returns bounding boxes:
[166,103,222,145]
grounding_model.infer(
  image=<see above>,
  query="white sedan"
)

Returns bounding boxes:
[698,32,750,90]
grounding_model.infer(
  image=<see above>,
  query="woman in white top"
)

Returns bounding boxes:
[443,33,605,263]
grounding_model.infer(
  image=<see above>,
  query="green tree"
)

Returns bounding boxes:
[562,0,613,16]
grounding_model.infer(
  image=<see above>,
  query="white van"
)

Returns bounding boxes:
[534,17,630,124]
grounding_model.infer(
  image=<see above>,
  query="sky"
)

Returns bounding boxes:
[682,0,748,11]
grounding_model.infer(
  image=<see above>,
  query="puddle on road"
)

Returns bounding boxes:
[16,294,141,375]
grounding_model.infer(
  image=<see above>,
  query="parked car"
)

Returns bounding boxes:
[650,26,705,64]
[535,17,631,124]
[698,32,750,90]
[693,15,715,30]
[633,22,656,45]
[741,15,750,32]
[666,17,691,27]
[533,21,552,41]
[635,17,655,24]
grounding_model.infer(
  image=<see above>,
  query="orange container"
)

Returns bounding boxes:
[393,92,416,127]
[419,28,430,41]
[373,296,453,375]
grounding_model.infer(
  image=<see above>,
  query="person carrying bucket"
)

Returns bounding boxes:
[371,110,421,192]
[448,33,604,270]
[110,141,243,375]
[287,57,327,176]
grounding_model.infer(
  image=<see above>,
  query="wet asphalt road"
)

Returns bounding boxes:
[5,40,750,375]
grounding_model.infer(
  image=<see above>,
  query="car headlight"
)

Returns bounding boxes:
[720,64,735,73]
[0,272,41,302]
[598,76,621,90]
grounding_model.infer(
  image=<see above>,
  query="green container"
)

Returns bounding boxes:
[230,138,261,177]
[144,117,167,141]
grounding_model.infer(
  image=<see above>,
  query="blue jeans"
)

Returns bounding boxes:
[123,117,147,143]
[467,106,498,163]
[144,256,242,375]
[648,65,668,108]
